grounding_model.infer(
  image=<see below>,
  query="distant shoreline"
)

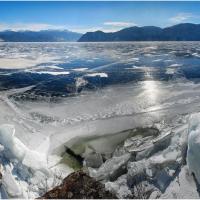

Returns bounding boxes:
[1,41,200,43]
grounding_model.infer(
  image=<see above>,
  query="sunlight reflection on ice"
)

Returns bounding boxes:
[143,80,159,104]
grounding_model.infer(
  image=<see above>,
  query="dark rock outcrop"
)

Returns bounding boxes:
[40,171,117,199]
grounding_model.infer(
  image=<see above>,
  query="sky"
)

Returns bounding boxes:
[0,1,200,33]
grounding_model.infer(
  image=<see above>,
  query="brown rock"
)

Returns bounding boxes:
[40,171,117,199]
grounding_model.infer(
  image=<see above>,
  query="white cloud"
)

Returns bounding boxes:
[69,27,103,33]
[71,27,123,33]
[103,21,137,27]
[169,13,193,24]
[0,23,67,31]
[101,27,124,32]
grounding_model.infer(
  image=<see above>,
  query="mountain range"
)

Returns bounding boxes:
[0,30,82,42]
[78,23,200,42]
[0,23,200,42]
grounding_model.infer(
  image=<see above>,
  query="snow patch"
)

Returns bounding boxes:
[75,77,88,89]
[85,73,108,78]
[44,65,64,70]
[166,68,176,75]
[0,56,62,69]
[169,64,182,67]
[192,53,200,58]
[29,71,70,76]
[72,68,88,72]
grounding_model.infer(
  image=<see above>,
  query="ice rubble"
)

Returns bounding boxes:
[0,124,73,198]
[160,166,199,199]
[0,124,49,174]
[87,115,200,198]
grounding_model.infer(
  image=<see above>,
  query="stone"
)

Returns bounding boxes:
[39,171,117,199]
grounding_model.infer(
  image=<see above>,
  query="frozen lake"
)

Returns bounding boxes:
[0,42,200,149]
[1,42,200,198]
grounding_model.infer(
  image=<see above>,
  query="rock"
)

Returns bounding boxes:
[40,171,117,199]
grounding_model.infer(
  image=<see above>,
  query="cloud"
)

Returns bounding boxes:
[103,21,137,27]
[69,27,103,33]
[0,23,67,31]
[71,27,123,33]
[169,13,193,24]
